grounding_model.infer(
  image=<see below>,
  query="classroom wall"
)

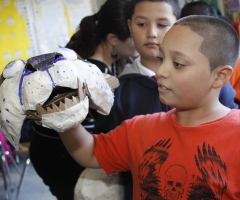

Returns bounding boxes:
[0,0,106,73]
[1,0,237,73]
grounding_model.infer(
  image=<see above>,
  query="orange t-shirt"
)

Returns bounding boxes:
[230,57,240,104]
[93,109,240,199]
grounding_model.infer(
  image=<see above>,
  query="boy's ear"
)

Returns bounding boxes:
[106,34,118,46]
[127,19,132,37]
[212,65,233,89]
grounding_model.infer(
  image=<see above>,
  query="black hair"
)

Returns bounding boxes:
[218,15,231,24]
[65,0,131,59]
[181,1,218,18]
[128,0,181,20]
[175,16,240,71]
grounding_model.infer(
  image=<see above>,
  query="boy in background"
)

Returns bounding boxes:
[180,1,218,17]
[93,0,179,136]
[59,15,240,199]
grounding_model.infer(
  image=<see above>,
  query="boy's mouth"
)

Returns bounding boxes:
[158,84,170,93]
[160,85,169,90]
[145,42,159,47]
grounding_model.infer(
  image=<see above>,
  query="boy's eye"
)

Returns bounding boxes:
[138,23,146,27]
[158,24,167,28]
[157,56,164,62]
[174,62,184,68]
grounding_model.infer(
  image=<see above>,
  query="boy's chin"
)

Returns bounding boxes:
[140,50,159,60]
[159,97,170,106]
[159,96,178,109]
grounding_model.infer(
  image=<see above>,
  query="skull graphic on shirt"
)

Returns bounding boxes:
[164,165,187,200]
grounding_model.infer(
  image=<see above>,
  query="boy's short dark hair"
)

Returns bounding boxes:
[128,0,181,20]
[175,16,240,71]
[181,1,218,18]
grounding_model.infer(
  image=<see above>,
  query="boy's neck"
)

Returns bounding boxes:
[140,57,160,73]
[176,101,231,127]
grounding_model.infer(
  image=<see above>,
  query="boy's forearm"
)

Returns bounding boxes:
[59,124,101,168]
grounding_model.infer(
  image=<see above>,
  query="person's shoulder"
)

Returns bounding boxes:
[218,109,240,129]
[118,63,137,77]
[119,72,144,80]
[119,57,142,77]
[227,109,240,120]
[118,75,158,97]
[219,110,240,139]
[118,72,151,91]
[126,110,173,125]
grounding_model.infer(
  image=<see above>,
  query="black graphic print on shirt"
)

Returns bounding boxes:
[138,140,228,200]
[164,165,187,200]
[138,139,172,200]
[188,142,228,200]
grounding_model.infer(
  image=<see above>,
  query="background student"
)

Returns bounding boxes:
[93,0,179,136]
[57,15,240,199]
[180,1,218,17]
[29,1,137,199]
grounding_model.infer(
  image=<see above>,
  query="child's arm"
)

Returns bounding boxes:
[59,124,101,168]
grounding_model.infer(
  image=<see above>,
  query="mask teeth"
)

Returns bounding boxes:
[36,104,48,115]
[59,101,65,111]
[36,80,87,117]
[52,103,60,112]
[36,95,81,117]
[64,97,73,109]
[72,96,80,104]
[47,107,54,113]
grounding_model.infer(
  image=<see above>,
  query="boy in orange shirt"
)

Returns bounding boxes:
[58,16,240,199]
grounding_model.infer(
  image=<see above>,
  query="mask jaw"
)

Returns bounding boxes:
[41,96,89,133]
[35,78,88,116]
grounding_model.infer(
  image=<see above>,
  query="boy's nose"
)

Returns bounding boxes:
[147,25,157,38]
[156,61,170,79]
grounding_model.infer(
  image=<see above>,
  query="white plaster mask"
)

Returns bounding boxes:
[0,48,118,149]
